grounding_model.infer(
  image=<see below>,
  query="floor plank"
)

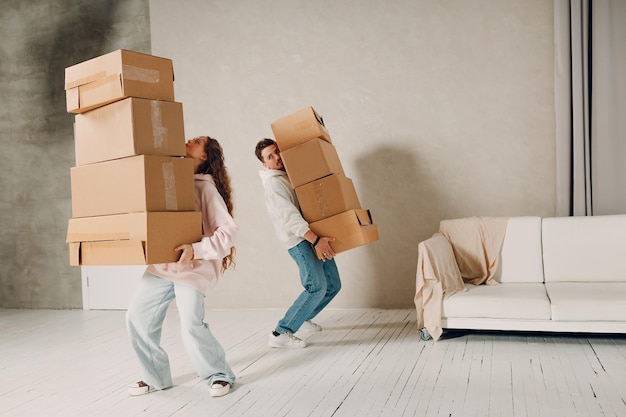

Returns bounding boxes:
[1,309,625,417]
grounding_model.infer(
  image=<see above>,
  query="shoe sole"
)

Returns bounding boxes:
[268,342,307,349]
[128,385,158,396]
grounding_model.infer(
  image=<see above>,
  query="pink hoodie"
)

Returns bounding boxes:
[147,174,238,295]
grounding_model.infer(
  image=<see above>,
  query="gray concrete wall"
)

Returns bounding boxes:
[0,0,150,308]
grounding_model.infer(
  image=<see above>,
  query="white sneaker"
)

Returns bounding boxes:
[210,381,231,397]
[128,381,158,396]
[299,320,322,332]
[268,331,307,348]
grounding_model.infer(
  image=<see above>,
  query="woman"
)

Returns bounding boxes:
[126,136,237,398]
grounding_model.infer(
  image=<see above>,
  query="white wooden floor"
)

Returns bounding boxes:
[1,308,625,417]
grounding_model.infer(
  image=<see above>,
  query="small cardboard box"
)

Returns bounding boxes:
[271,106,332,151]
[280,138,345,188]
[74,97,186,166]
[310,209,379,257]
[70,155,195,218]
[67,211,202,265]
[295,174,361,223]
[65,49,175,113]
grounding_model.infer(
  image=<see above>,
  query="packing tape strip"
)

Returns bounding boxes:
[65,70,107,89]
[313,182,331,217]
[162,162,178,210]
[151,100,166,149]
[122,64,161,83]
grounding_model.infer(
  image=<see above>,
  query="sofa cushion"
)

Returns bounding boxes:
[442,283,551,320]
[542,214,626,283]
[546,282,626,321]
[493,216,543,283]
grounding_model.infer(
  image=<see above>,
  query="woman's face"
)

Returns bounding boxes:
[186,137,208,162]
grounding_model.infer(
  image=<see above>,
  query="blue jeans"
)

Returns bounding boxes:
[126,271,235,390]
[276,240,342,334]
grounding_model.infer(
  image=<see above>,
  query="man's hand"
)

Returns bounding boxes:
[175,243,194,264]
[315,236,336,261]
[304,230,336,261]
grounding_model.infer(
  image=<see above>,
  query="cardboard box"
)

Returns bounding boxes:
[65,49,175,113]
[271,106,332,151]
[70,155,195,218]
[67,211,202,265]
[309,209,379,257]
[295,174,361,222]
[280,138,345,188]
[74,97,186,166]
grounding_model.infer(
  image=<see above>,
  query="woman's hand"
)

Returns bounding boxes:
[175,243,194,265]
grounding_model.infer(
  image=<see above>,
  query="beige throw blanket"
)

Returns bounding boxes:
[414,217,508,341]
[439,217,508,286]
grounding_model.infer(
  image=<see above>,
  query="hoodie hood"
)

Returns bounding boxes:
[259,168,287,186]
[195,173,215,185]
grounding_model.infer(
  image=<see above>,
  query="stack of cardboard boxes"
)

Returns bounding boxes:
[271,106,379,257]
[64,49,202,265]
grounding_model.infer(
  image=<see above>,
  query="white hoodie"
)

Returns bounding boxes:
[147,174,238,295]
[259,168,310,249]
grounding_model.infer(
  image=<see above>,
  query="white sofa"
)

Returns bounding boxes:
[419,214,626,337]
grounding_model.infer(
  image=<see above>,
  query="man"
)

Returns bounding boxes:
[255,138,342,348]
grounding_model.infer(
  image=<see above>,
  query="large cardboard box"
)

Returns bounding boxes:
[281,138,345,188]
[74,97,186,166]
[67,211,202,265]
[70,155,195,218]
[271,106,332,151]
[295,173,361,223]
[65,49,175,113]
[309,209,379,257]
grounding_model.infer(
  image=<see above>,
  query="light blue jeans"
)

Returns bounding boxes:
[126,271,235,390]
[276,240,342,334]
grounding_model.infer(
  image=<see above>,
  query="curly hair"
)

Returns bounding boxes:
[195,136,236,272]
